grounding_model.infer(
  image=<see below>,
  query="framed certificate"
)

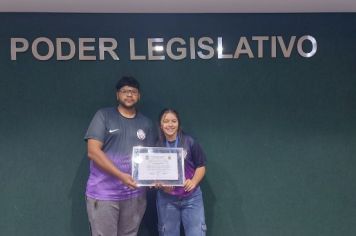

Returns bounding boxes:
[132,146,185,186]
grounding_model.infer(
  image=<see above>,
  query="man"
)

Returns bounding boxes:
[84,76,155,236]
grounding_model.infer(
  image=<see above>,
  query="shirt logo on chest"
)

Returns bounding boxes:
[109,128,119,133]
[137,129,146,140]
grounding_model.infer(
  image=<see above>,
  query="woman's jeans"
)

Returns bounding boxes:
[156,187,207,236]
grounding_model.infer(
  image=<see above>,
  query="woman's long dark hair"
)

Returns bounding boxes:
[158,108,183,145]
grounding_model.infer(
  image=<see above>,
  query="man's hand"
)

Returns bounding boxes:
[120,173,138,189]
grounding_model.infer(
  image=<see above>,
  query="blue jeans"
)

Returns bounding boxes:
[156,187,207,236]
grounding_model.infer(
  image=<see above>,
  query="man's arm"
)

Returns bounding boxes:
[87,139,137,189]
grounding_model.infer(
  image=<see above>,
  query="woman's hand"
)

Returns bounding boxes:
[184,179,197,192]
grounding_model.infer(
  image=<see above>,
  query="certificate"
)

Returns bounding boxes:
[132,146,185,186]
[138,153,178,180]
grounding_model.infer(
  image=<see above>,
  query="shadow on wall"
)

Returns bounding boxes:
[201,177,216,236]
[69,154,90,236]
[202,169,247,236]
[224,171,247,236]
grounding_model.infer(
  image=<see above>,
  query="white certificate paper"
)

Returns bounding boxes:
[132,146,185,186]
[137,153,178,180]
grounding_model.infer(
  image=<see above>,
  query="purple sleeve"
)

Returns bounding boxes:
[191,140,207,168]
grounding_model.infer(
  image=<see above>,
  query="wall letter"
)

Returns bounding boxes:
[166,37,186,60]
[79,38,96,61]
[56,38,75,60]
[297,35,317,58]
[11,38,29,60]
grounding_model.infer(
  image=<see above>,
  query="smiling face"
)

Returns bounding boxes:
[160,111,179,141]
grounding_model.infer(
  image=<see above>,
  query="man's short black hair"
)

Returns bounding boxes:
[115,76,140,91]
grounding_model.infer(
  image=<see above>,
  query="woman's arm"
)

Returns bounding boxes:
[184,166,206,192]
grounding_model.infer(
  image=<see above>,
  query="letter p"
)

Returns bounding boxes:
[11,38,29,60]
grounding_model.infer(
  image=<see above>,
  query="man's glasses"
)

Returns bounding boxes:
[119,89,139,96]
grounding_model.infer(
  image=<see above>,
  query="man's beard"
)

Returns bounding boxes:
[118,100,136,109]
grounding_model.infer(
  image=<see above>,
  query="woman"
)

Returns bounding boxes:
[156,108,207,236]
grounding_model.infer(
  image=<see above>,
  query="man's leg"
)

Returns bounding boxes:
[117,194,147,236]
[86,197,120,236]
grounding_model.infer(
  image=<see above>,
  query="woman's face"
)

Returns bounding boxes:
[160,112,179,140]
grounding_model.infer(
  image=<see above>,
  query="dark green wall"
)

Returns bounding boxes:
[0,13,355,236]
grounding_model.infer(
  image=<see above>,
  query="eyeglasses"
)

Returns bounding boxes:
[119,89,139,96]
